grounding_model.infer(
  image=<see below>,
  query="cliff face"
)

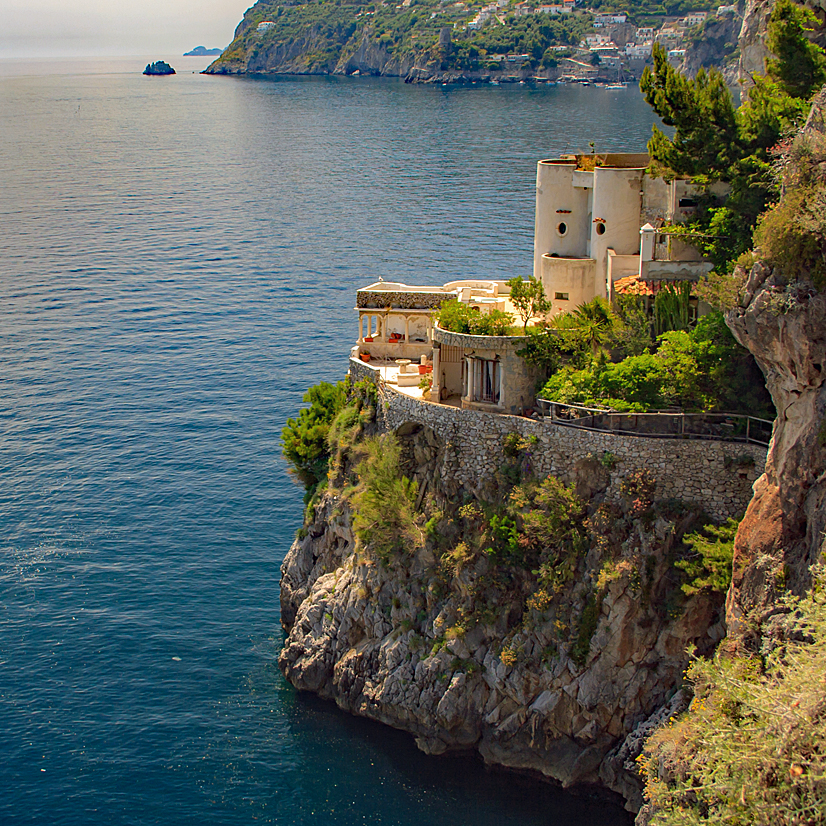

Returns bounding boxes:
[679,14,741,79]
[725,265,826,635]
[279,424,732,812]
[737,0,773,90]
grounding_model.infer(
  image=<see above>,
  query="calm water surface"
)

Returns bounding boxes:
[0,57,657,825]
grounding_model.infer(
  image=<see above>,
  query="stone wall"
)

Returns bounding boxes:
[356,290,449,310]
[349,358,767,521]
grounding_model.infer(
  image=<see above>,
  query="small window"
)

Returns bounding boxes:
[554,292,569,301]
[595,222,606,236]
[678,197,697,208]
[557,222,568,236]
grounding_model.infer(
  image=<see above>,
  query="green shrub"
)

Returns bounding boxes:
[282,381,347,495]
[352,434,422,562]
[676,516,739,595]
[538,310,773,416]
[436,299,513,336]
[571,592,602,666]
[640,568,826,825]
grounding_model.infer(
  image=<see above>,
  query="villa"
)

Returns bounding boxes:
[353,152,712,416]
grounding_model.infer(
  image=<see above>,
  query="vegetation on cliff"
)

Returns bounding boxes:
[211,0,591,75]
[523,299,772,416]
[640,0,826,272]
[284,377,733,667]
[640,570,826,825]
[753,99,826,289]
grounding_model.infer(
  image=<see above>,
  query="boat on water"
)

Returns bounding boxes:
[489,79,500,85]
[604,82,629,89]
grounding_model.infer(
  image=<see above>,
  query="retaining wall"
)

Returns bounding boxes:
[349,358,767,521]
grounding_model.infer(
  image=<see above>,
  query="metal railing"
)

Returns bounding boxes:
[536,399,774,446]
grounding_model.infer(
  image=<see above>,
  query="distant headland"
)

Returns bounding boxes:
[184,46,223,56]
[143,61,176,76]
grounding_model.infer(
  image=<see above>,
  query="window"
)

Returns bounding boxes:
[557,222,568,236]
[595,222,606,235]
[554,292,569,300]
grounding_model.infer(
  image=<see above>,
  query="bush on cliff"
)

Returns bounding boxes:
[282,381,347,496]
[282,378,378,502]
[753,120,826,289]
[675,516,739,596]
[352,434,422,562]
[640,568,826,825]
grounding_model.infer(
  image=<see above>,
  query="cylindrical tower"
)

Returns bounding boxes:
[534,159,591,281]
[590,166,645,297]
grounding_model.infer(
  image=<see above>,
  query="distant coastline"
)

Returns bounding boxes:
[184,46,223,57]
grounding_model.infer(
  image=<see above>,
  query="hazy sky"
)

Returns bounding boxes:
[1,0,254,58]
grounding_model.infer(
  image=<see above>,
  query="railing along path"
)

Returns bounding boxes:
[536,400,773,447]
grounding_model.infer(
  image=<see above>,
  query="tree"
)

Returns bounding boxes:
[281,381,347,495]
[506,276,551,332]
[640,1,825,271]
[552,296,615,355]
[766,0,826,100]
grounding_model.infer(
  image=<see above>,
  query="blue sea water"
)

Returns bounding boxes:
[0,56,660,825]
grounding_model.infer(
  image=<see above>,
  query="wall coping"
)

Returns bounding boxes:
[433,324,529,350]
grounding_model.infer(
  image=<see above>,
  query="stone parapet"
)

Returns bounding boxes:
[357,290,451,310]
[433,325,529,350]
[348,358,767,521]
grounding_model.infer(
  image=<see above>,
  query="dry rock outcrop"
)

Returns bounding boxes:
[725,264,826,635]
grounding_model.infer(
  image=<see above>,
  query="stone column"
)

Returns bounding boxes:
[432,345,441,402]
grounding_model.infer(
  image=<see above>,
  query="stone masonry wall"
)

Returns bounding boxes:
[349,358,767,521]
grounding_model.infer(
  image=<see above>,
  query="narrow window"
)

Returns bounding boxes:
[554,292,569,300]
[557,222,568,236]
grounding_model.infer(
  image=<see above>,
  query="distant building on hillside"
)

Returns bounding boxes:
[683,11,707,26]
[626,41,653,58]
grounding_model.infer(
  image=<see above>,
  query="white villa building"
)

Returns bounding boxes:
[533,152,712,315]
[353,152,712,414]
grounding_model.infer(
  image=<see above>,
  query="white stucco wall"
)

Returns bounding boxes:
[534,160,592,279]
[591,167,645,298]
[540,255,597,316]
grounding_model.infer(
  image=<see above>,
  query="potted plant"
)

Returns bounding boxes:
[360,351,371,362]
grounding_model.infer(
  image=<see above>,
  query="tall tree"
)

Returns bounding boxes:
[639,1,825,271]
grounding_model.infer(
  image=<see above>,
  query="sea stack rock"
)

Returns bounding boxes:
[143,61,176,76]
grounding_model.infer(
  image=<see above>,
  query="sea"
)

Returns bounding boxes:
[0,55,661,826]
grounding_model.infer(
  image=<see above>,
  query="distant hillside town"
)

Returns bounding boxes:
[209,0,739,82]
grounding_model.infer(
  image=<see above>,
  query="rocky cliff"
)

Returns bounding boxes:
[279,405,737,812]
[723,93,826,640]
[725,267,826,634]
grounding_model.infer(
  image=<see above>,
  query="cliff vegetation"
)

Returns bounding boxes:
[279,377,739,806]
[639,570,826,825]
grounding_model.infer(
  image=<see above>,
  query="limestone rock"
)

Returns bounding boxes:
[725,264,826,633]
[279,487,724,812]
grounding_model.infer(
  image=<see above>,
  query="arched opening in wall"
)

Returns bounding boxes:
[595,222,606,236]
[556,222,568,236]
